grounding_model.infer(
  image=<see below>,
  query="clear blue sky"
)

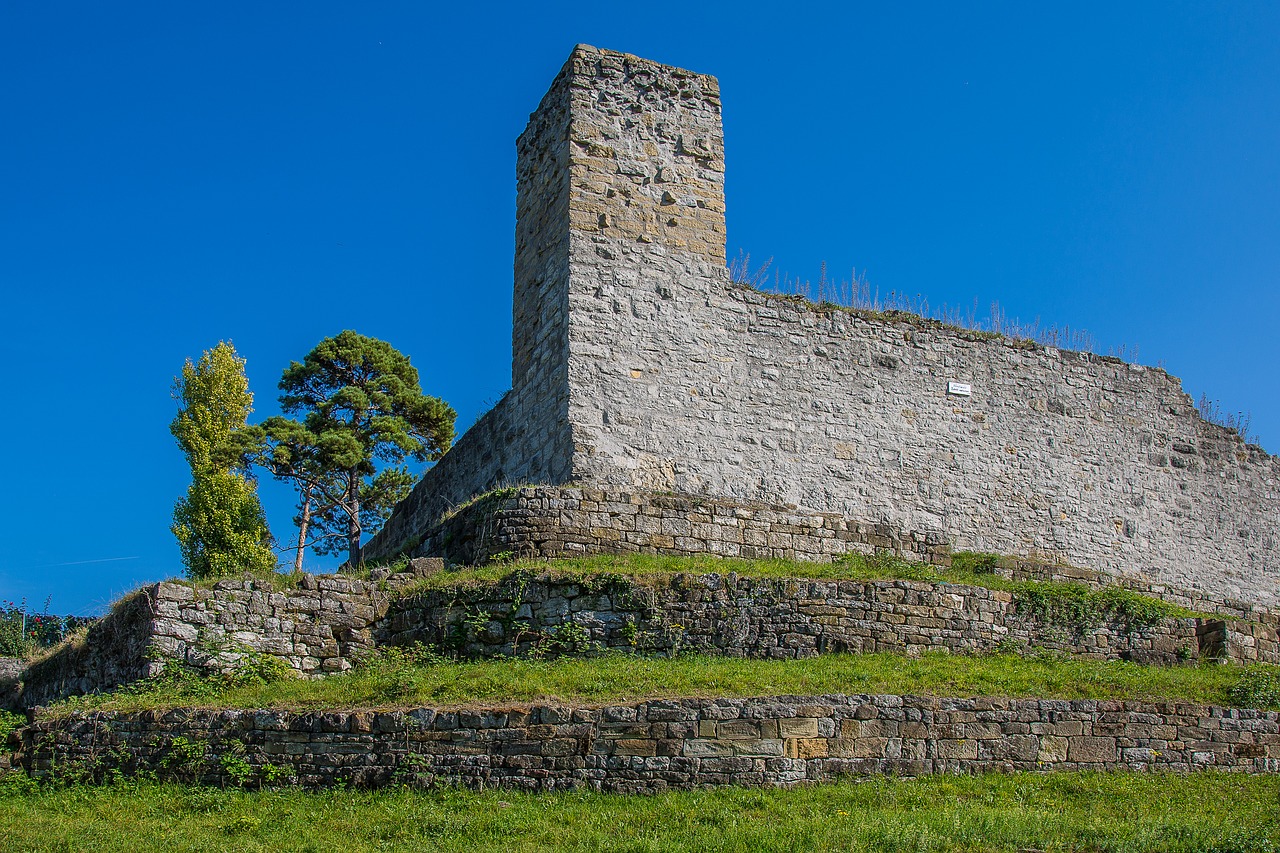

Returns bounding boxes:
[3,2,1277,616]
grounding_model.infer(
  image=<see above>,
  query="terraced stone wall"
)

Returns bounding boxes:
[20,696,1280,791]
[383,573,1280,666]
[399,485,1280,633]
[13,560,444,709]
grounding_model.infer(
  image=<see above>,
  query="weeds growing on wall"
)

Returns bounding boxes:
[729,251,1140,359]
[1197,393,1256,445]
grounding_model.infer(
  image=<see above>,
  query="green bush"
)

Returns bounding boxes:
[0,599,95,658]
[950,551,1002,574]
[1228,667,1280,709]
[1013,582,1182,631]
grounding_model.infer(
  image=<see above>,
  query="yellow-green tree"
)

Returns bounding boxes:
[171,342,275,579]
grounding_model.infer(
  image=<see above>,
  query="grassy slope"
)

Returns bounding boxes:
[48,651,1277,715]
[1,772,1276,852]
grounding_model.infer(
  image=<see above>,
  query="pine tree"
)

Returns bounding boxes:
[256,331,455,567]
[171,342,275,579]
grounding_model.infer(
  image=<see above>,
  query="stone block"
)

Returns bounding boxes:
[1037,736,1069,763]
[778,718,819,739]
[1068,736,1117,763]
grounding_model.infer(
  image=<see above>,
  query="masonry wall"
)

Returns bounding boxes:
[574,279,1280,605]
[367,45,1279,607]
[364,44,727,563]
[13,561,443,709]
[384,572,1280,666]
[406,486,1280,628]
[18,590,157,709]
[20,542,1277,709]
[21,696,1280,791]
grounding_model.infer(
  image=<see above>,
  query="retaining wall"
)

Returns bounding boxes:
[365,44,1280,610]
[404,485,1280,630]
[13,560,443,709]
[16,555,1280,710]
[20,695,1280,791]
[386,573,1280,666]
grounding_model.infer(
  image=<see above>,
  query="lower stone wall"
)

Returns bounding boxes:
[20,694,1280,791]
[384,573,1280,666]
[14,560,444,709]
[18,591,158,709]
[410,486,1280,632]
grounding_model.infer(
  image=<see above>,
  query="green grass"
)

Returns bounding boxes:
[1,771,1276,852]
[393,550,1199,629]
[46,651,1280,716]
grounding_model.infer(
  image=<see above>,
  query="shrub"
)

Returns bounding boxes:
[1229,667,1280,710]
[0,599,95,658]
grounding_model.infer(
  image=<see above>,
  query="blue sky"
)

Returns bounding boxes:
[3,2,1277,616]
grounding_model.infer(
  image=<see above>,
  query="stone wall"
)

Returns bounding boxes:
[142,566,434,678]
[578,280,1280,607]
[18,590,157,709]
[20,543,1275,709]
[20,695,1280,790]
[13,560,443,709]
[384,572,1279,666]
[365,44,1279,610]
[401,485,1280,633]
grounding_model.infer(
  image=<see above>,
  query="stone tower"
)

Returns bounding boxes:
[365,46,1277,612]
[365,46,728,555]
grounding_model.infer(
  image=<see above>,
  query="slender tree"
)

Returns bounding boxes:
[256,331,456,567]
[171,342,275,579]
[239,417,342,574]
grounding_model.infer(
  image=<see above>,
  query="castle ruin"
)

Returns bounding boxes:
[365,45,1278,607]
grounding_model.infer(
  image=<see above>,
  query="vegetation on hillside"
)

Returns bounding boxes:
[45,648,1280,716]
[1,771,1276,853]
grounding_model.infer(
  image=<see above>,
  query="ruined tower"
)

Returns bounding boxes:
[367,45,1278,609]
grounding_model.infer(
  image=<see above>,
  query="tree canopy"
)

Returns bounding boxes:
[251,331,455,567]
[171,342,275,579]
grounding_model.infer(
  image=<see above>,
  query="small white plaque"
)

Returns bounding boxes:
[947,382,972,397]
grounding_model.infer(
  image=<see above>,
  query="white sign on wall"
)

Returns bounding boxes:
[947,382,972,397]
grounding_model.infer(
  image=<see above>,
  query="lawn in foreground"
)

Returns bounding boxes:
[1,771,1275,853]
[51,650,1280,715]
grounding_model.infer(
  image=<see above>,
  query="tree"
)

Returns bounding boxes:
[254,331,456,567]
[171,342,276,579]
[239,417,345,574]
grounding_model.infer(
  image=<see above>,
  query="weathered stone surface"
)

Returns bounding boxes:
[14,561,444,708]
[385,568,1280,667]
[359,44,1279,612]
[20,694,1279,791]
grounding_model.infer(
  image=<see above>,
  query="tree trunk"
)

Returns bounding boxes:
[347,471,362,567]
[294,490,312,575]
